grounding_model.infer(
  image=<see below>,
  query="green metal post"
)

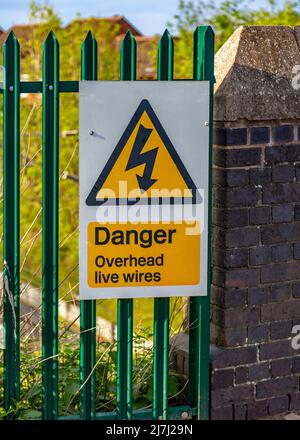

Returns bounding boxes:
[42,31,59,420]
[80,31,98,420]
[188,25,214,420]
[117,31,136,421]
[152,29,173,421]
[3,31,20,412]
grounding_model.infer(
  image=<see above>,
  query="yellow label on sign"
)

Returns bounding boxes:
[87,222,200,288]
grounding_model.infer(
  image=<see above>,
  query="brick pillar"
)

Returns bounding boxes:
[210,25,300,420]
[211,121,300,419]
[170,25,300,420]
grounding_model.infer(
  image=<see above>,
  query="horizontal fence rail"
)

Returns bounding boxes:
[1,26,214,420]
[0,81,79,94]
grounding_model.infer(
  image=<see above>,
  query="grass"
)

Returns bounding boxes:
[0,328,186,419]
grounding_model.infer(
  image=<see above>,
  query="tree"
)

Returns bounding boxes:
[4,2,181,330]
[169,0,300,77]
[29,0,61,26]
[12,2,120,299]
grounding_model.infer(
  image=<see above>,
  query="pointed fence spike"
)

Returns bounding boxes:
[43,30,59,48]
[3,30,19,49]
[158,29,173,80]
[83,30,94,46]
[123,29,134,41]
[4,30,16,41]
[120,30,136,80]
[193,25,214,81]
[81,31,98,81]
[161,28,171,39]
[121,29,136,48]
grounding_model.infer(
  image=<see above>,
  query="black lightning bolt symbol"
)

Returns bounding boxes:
[125,124,158,192]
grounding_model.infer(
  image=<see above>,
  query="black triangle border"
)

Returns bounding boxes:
[86,99,200,206]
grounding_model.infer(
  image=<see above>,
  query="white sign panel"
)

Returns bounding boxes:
[79,81,210,299]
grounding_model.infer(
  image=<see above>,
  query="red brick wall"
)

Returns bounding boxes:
[211,122,300,419]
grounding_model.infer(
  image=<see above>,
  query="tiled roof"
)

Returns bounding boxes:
[0,15,142,47]
[65,15,142,36]
[0,17,156,79]
[0,23,38,46]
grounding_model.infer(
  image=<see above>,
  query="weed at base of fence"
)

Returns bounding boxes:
[0,326,183,420]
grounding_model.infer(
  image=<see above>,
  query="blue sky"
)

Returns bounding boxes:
[0,0,284,35]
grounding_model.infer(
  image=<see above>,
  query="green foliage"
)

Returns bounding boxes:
[170,0,300,77]
[0,1,186,330]
[13,2,120,299]
[0,329,182,419]
[29,0,62,27]
[213,0,300,48]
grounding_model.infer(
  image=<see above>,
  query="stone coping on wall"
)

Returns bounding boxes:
[214,26,300,122]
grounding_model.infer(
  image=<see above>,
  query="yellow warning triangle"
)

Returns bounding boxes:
[86,99,198,206]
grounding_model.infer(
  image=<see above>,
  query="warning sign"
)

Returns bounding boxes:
[86,99,198,206]
[87,222,200,288]
[79,81,210,299]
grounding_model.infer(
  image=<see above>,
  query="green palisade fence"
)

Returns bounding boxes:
[117,30,136,421]
[80,30,98,421]
[1,26,214,420]
[3,31,20,413]
[153,29,173,421]
[42,30,59,421]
